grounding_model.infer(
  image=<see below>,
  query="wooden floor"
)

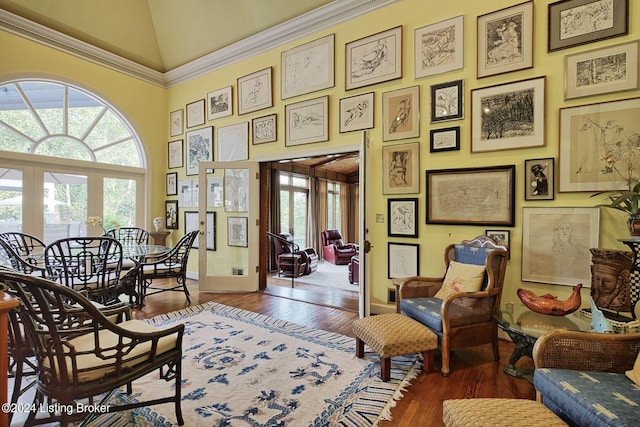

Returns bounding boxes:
[133,279,535,427]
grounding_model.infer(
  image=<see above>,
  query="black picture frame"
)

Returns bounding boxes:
[388,242,420,279]
[430,79,463,123]
[430,126,460,152]
[388,198,418,238]
[166,172,177,196]
[165,200,178,230]
[524,158,555,201]
[485,229,511,259]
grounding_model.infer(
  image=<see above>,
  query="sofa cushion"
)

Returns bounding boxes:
[434,260,485,300]
[625,351,640,386]
[535,368,640,427]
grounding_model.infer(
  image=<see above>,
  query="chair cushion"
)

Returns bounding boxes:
[453,244,492,265]
[626,351,640,386]
[434,261,485,300]
[401,297,493,335]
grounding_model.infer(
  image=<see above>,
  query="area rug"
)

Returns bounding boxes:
[273,261,358,291]
[96,302,421,426]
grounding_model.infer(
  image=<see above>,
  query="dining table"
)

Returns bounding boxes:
[119,244,171,306]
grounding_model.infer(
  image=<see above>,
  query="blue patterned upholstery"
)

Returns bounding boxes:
[400,298,444,335]
[453,244,492,266]
[535,368,640,427]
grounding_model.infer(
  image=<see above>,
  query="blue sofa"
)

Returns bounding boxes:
[533,329,640,427]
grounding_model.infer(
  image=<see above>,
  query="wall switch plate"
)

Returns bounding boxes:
[376,213,384,223]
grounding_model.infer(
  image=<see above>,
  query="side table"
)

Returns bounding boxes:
[149,231,170,246]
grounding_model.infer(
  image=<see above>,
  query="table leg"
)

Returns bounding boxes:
[502,329,537,383]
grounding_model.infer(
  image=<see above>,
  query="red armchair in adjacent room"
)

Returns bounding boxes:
[321,229,357,265]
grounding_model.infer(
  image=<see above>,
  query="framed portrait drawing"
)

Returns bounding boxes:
[281,33,334,99]
[184,211,216,250]
[345,26,402,90]
[388,242,419,279]
[166,172,177,196]
[524,158,555,201]
[185,126,213,176]
[430,126,460,152]
[382,142,420,195]
[431,79,463,123]
[252,114,277,144]
[186,99,205,128]
[414,15,464,79]
[165,200,178,230]
[207,86,232,120]
[548,0,629,52]
[228,217,248,247]
[285,96,329,146]
[425,165,515,226]
[471,76,546,153]
[218,122,249,162]
[564,40,638,100]
[388,198,418,238]
[559,97,640,192]
[477,1,534,78]
[382,85,420,142]
[339,92,374,133]
[485,229,511,258]
[167,139,183,169]
[170,109,183,137]
[522,207,600,286]
[237,67,273,115]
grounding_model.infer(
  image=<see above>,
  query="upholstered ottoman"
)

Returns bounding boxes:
[443,398,567,427]
[353,313,437,381]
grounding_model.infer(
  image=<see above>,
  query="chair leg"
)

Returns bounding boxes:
[175,359,184,426]
[492,336,500,362]
[179,275,191,304]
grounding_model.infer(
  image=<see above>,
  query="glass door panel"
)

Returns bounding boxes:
[0,167,23,233]
[43,172,88,244]
[103,177,137,228]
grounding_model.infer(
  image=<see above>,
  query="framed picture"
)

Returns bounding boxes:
[237,67,273,115]
[345,26,402,90]
[224,168,249,212]
[477,1,534,78]
[218,122,249,161]
[339,92,374,133]
[485,229,511,258]
[207,86,232,120]
[167,139,183,169]
[525,158,555,201]
[382,142,420,195]
[184,211,216,250]
[425,165,516,226]
[559,97,640,192]
[382,85,420,142]
[170,109,183,137]
[207,176,224,207]
[388,242,419,279]
[388,198,418,238]
[471,76,546,153]
[522,207,600,286]
[285,95,329,146]
[178,179,193,207]
[228,217,248,247]
[414,15,464,79]
[166,172,177,196]
[430,126,460,152]
[185,126,213,176]
[165,200,178,230]
[564,40,639,100]
[430,79,463,123]
[548,0,629,52]
[281,33,335,99]
[252,114,277,144]
[186,99,205,128]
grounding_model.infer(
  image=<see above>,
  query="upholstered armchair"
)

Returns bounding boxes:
[321,229,357,265]
[272,232,318,276]
[396,235,508,376]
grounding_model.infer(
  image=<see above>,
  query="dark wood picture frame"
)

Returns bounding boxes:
[166,172,177,196]
[485,229,511,258]
[165,200,178,230]
[430,79,463,123]
[524,157,555,201]
[388,198,418,238]
[430,126,460,152]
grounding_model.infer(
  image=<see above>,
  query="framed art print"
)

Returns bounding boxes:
[285,96,329,146]
[382,85,420,142]
[382,142,420,195]
[525,158,554,201]
[217,122,249,162]
[477,1,534,78]
[485,229,511,258]
[339,92,374,133]
[168,139,183,169]
[224,168,249,212]
[185,126,213,176]
[238,67,273,115]
[388,242,419,279]
[471,76,546,153]
[207,86,232,120]
[345,26,402,90]
[414,15,464,79]
[228,217,248,247]
[170,109,183,137]
[431,79,463,123]
[185,211,216,250]
[281,33,335,99]
[252,114,277,144]
[166,172,177,196]
[165,200,178,230]
[186,99,205,128]
[388,198,418,238]
[548,0,629,52]
[430,126,460,152]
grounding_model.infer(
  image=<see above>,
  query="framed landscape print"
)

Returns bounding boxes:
[166,172,177,196]
[185,126,213,176]
[207,86,232,120]
[388,198,418,238]
[430,79,463,123]
[382,142,420,195]
[548,0,629,52]
[339,92,374,133]
[168,139,183,169]
[430,126,460,152]
[285,96,329,146]
[165,200,178,230]
[238,67,273,115]
[477,1,534,78]
[388,242,419,279]
[471,76,546,153]
[345,26,402,90]
[217,122,249,162]
[170,109,183,137]
[525,158,555,201]
[228,217,248,247]
[382,85,420,142]
[252,114,277,144]
[414,15,464,79]
[281,33,334,99]
[186,99,205,128]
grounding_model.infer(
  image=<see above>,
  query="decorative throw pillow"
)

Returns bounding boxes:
[626,351,640,386]
[434,260,486,300]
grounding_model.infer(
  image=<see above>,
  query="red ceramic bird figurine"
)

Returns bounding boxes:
[517,283,582,316]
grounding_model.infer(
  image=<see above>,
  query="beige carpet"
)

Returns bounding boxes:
[274,260,358,291]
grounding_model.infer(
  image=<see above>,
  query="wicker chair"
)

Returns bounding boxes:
[0,269,184,426]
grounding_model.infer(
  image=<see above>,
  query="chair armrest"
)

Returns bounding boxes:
[397,276,443,300]
[533,329,640,373]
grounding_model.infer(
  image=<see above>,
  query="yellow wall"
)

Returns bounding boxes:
[3,0,640,315]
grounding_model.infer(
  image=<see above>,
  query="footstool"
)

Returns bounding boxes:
[352,313,437,381]
[443,398,567,427]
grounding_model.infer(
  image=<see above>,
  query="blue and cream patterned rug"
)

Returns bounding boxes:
[97,302,421,426]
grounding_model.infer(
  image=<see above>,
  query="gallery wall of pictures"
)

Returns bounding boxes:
[162,0,639,308]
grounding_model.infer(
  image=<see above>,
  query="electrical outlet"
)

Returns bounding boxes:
[376,213,384,223]
[505,302,514,314]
